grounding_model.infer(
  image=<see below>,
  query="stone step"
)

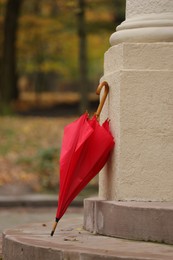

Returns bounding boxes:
[2,217,173,260]
[0,194,83,208]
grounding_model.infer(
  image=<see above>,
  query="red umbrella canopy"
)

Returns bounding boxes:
[51,82,115,236]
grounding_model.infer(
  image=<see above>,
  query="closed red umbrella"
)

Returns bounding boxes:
[51,82,114,236]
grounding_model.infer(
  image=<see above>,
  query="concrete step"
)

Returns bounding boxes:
[2,217,173,260]
[0,194,83,208]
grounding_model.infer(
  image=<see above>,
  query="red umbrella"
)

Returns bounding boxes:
[51,81,115,236]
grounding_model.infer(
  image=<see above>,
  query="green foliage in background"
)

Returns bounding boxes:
[0,0,125,83]
[17,147,59,192]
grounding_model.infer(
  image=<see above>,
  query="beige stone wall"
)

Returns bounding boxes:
[99,43,173,201]
[126,0,173,18]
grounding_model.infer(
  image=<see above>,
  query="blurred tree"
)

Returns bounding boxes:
[0,0,23,109]
[76,0,88,114]
[0,0,125,113]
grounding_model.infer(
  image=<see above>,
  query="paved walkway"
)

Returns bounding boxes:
[0,205,83,259]
[3,217,173,260]
[0,193,83,207]
[1,195,173,260]
[0,192,89,259]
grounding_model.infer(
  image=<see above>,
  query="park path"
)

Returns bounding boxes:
[0,206,83,259]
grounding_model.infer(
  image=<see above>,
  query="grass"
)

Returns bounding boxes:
[0,116,98,194]
[0,116,72,192]
[17,146,60,192]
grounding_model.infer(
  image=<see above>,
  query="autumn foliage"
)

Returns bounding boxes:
[0,0,125,100]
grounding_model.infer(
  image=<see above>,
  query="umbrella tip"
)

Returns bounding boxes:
[50,221,58,236]
[50,230,55,236]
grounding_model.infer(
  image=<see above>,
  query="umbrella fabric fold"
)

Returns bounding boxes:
[56,113,94,219]
[51,81,115,236]
[58,115,114,219]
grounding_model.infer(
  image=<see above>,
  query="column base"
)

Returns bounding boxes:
[84,198,173,245]
[3,217,173,260]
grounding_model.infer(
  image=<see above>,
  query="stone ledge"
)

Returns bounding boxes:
[84,198,173,245]
[0,194,83,208]
[2,217,173,260]
[104,43,173,74]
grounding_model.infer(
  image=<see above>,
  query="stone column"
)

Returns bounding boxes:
[110,0,173,45]
[84,0,173,244]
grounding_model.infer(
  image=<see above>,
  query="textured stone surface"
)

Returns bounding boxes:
[99,43,173,202]
[84,198,173,245]
[0,206,83,259]
[104,43,173,73]
[3,217,173,260]
[126,0,173,18]
[110,0,173,45]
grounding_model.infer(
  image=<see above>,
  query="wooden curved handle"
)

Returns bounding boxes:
[95,81,109,118]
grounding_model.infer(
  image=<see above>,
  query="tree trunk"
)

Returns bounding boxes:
[77,0,89,114]
[0,0,22,106]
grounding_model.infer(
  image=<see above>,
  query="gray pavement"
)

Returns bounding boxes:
[0,190,92,259]
[3,217,173,260]
[1,195,173,260]
[0,199,83,259]
[0,193,83,207]
[0,206,83,233]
